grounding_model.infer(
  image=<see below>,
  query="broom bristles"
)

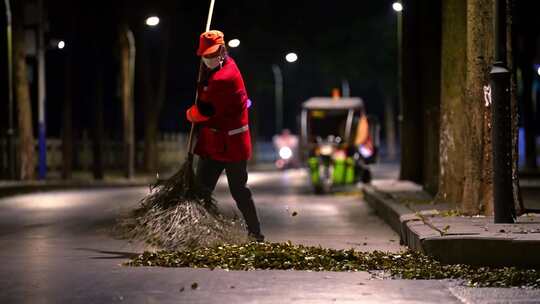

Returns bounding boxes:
[117,157,247,250]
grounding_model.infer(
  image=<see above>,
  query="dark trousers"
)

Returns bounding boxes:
[196,158,261,235]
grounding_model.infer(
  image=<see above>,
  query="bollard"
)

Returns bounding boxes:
[490,62,515,223]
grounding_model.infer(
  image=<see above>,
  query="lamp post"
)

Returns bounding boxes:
[272,64,283,134]
[273,52,298,135]
[4,0,15,179]
[393,1,403,126]
[389,1,402,163]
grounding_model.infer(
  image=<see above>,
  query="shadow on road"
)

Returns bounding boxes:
[75,248,140,260]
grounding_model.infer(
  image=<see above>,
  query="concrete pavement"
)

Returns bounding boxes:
[363,164,540,267]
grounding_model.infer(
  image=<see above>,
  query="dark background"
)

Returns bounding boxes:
[1,0,398,141]
[1,0,539,141]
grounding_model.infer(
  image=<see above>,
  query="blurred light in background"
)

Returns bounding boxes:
[228,39,240,48]
[57,40,65,50]
[145,16,160,27]
[392,2,403,12]
[279,147,293,160]
[285,52,298,63]
[537,67,540,76]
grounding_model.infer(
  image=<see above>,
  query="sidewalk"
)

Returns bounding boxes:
[0,171,156,198]
[363,168,540,268]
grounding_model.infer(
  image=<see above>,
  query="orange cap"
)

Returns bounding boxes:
[197,30,225,56]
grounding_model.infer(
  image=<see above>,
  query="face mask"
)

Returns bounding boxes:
[202,56,222,69]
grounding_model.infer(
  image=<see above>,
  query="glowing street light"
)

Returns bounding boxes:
[57,40,65,49]
[145,16,160,27]
[228,39,240,48]
[392,2,403,12]
[285,52,298,63]
[537,67,540,76]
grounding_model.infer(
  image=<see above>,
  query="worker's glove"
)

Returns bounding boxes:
[186,105,210,123]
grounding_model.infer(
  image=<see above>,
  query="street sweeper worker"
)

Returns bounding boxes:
[186,30,264,242]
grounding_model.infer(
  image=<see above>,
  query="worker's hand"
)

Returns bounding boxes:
[186,105,210,123]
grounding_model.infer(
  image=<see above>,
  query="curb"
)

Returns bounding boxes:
[0,180,153,199]
[363,185,540,268]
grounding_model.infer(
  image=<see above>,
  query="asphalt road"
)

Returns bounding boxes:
[0,168,539,303]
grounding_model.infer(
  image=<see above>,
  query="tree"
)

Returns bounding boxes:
[12,0,35,180]
[399,0,441,194]
[438,0,468,206]
[438,0,521,215]
[461,0,494,215]
[507,0,524,215]
[89,12,106,180]
[438,0,495,214]
[119,25,136,178]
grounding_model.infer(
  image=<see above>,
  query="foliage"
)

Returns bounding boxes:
[128,242,540,288]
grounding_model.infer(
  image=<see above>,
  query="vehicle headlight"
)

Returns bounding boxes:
[320,145,333,156]
[279,147,293,160]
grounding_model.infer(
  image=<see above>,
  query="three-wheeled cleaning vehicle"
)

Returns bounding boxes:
[300,97,378,194]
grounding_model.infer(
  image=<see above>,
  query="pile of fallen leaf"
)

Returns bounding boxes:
[127,242,540,288]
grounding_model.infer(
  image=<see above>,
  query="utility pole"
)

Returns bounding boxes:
[272,64,283,134]
[37,0,47,179]
[490,0,514,223]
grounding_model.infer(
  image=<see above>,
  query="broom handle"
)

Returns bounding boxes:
[187,0,216,159]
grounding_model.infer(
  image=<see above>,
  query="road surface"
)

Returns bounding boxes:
[0,167,539,303]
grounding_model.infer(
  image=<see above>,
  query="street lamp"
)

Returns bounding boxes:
[285,52,298,63]
[392,2,403,12]
[228,38,240,48]
[57,40,65,49]
[273,52,298,134]
[145,16,160,27]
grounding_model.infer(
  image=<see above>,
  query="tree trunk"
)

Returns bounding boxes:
[419,1,441,195]
[141,55,159,173]
[460,0,494,215]
[13,1,35,180]
[399,0,441,194]
[438,0,470,206]
[383,95,397,161]
[92,52,105,180]
[399,0,423,183]
[119,26,135,178]
[507,0,524,215]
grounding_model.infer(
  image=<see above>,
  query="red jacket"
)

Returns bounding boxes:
[193,57,252,162]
